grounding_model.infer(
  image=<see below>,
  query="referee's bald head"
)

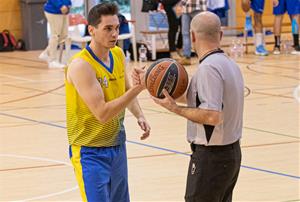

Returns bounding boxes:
[191,11,221,42]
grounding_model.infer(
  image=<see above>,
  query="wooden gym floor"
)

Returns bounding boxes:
[0,47,299,201]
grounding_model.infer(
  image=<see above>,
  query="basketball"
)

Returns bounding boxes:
[145,58,189,99]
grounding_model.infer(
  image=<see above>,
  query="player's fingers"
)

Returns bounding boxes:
[162,89,172,99]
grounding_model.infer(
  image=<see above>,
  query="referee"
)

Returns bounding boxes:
[150,11,244,202]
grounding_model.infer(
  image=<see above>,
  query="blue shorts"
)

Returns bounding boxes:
[69,144,130,202]
[273,0,300,15]
[251,0,265,14]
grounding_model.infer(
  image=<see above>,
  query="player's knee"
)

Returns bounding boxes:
[50,34,59,41]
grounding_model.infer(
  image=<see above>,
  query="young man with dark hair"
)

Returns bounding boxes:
[65,2,151,201]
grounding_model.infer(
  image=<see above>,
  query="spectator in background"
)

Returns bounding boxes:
[207,0,230,26]
[118,13,131,53]
[160,0,183,60]
[39,0,72,68]
[178,0,207,65]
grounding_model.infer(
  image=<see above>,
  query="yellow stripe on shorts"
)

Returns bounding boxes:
[70,145,88,202]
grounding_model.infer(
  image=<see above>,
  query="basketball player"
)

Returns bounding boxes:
[242,0,269,56]
[272,0,300,54]
[133,11,244,202]
[65,3,150,202]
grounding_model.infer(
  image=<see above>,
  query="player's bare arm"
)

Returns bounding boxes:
[124,64,150,140]
[67,58,144,123]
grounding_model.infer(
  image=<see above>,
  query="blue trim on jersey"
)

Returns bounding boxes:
[273,0,300,15]
[251,0,265,14]
[79,144,130,202]
[68,145,72,158]
[86,45,114,74]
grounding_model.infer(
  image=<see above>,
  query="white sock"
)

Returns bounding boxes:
[255,33,263,47]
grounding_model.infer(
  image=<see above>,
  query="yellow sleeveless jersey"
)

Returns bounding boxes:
[65,46,126,147]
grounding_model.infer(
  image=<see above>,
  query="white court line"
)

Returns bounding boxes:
[293,85,300,103]
[0,154,78,202]
[0,74,36,82]
[1,79,64,86]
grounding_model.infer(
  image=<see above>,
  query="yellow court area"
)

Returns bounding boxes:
[0,49,299,201]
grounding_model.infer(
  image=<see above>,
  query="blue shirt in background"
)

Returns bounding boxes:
[44,0,72,14]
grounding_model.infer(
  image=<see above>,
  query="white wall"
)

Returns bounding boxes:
[130,0,149,41]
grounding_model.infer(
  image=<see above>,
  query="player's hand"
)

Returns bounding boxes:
[137,116,151,140]
[60,5,69,14]
[152,89,178,112]
[131,67,146,89]
[273,0,279,7]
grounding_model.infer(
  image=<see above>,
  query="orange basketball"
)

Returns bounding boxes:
[145,58,189,99]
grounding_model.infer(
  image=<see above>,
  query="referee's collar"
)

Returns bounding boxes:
[199,48,224,64]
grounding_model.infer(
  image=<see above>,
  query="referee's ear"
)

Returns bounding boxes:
[219,31,223,41]
[191,30,196,43]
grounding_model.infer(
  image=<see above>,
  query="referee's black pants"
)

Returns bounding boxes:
[185,141,241,202]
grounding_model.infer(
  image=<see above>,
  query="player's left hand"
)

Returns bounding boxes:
[137,116,151,140]
[152,89,178,112]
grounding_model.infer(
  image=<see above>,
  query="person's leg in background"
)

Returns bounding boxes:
[221,0,230,26]
[290,14,300,54]
[58,14,71,59]
[219,9,229,26]
[242,0,253,32]
[40,12,65,68]
[180,13,191,65]
[273,15,283,54]
[251,0,269,56]
[180,11,201,65]
[176,15,183,55]
[286,0,300,54]
[253,12,268,55]
[162,2,182,60]
[273,0,285,54]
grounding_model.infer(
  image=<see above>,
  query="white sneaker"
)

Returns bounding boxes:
[291,46,300,55]
[48,61,65,68]
[39,51,49,61]
[273,47,281,55]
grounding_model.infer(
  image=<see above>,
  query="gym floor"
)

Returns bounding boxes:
[0,46,299,201]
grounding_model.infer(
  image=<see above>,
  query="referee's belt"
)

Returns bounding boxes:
[190,140,240,152]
